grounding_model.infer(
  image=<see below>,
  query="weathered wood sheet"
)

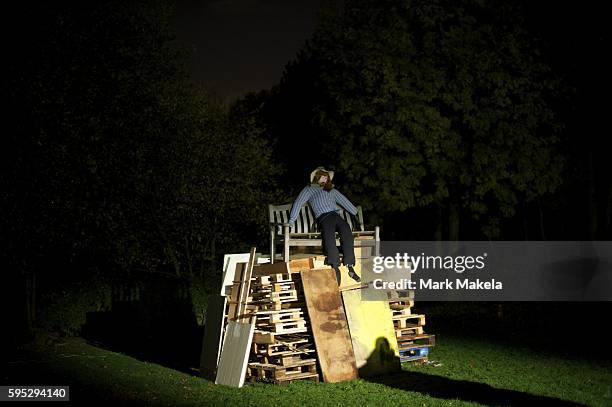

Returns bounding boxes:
[214,319,256,388]
[300,269,358,383]
[342,286,400,377]
[199,295,227,379]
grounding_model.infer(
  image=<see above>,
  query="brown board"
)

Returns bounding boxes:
[199,295,227,380]
[214,319,256,388]
[300,268,358,383]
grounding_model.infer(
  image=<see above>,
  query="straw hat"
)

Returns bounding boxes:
[310,167,334,183]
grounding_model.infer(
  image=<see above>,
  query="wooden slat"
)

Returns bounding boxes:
[300,268,358,383]
[227,263,245,319]
[236,247,257,322]
[269,204,369,235]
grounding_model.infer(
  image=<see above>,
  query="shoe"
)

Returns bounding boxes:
[347,265,361,282]
[333,266,341,284]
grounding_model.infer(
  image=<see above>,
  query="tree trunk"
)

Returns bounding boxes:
[434,204,443,241]
[538,198,547,241]
[523,203,529,241]
[587,151,598,240]
[606,182,612,239]
[24,271,34,339]
[448,200,460,241]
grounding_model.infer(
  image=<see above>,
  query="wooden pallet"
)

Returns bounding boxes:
[255,308,303,323]
[247,358,318,383]
[398,341,432,351]
[400,355,428,363]
[253,328,309,344]
[256,319,307,334]
[253,300,306,311]
[389,300,414,309]
[391,308,412,317]
[256,273,294,285]
[396,334,436,348]
[394,324,424,336]
[387,290,415,301]
[261,353,313,366]
[252,338,313,356]
[248,370,320,384]
[392,314,425,328]
[252,283,296,294]
[252,289,298,300]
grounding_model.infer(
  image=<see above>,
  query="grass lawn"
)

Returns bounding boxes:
[6,333,611,406]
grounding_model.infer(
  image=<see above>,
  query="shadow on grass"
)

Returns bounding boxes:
[415,301,612,362]
[367,370,585,407]
[81,275,203,376]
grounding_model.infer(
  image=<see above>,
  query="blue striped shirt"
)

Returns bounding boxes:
[288,185,358,224]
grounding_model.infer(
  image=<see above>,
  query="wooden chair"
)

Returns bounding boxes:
[269,203,380,263]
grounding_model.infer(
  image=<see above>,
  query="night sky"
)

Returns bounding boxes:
[173,0,324,102]
[172,1,608,104]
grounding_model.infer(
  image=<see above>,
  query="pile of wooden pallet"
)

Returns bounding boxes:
[203,248,436,388]
[246,263,320,384]
[389,299,436,363]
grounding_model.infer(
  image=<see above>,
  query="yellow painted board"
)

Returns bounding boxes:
[342,286,400,377]
[337,259,369,289]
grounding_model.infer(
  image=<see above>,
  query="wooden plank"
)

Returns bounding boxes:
[226,264,245,319]
[300,268,358,383]
[199,295,227,379]
[342,287,400,377]
[235,247,256,322]
[215,319,256,388]
[288,257,314,271]
[252,262,291,276]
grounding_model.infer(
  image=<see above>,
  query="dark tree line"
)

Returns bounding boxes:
[3,1,610,340]
[3,1,279,338]
[252,0,611,241]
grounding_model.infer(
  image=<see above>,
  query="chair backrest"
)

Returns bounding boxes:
[269,204,365,235]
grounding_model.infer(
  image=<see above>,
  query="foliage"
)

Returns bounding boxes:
[3,1,279,289]
[272,0,565,238]
[38,275,113,336]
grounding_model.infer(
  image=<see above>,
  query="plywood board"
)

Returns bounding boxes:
[199,295,227,379]
[300,269,358,383]
[342,287,400,377]
[214,319,256,387]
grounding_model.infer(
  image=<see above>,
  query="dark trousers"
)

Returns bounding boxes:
[317,211,355,267]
